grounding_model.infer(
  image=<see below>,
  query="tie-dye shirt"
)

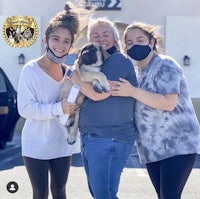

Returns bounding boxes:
[135,54,200,164]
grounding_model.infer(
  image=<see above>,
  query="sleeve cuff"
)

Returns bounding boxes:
[51,102,64,117]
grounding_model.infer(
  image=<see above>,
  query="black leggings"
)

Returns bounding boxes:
[146,154,197,199]
[23,156,71,199]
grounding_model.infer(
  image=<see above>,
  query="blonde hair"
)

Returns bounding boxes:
[87,17,122,51]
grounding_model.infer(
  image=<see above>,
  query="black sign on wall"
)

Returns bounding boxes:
[85,0,121,10]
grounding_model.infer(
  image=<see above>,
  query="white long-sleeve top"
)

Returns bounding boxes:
[17,60,79,159]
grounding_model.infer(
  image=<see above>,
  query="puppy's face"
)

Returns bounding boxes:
[78,42,110,67]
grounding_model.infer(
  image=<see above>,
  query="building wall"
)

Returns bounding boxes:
[1,0,200,84]
[1,0,200,88]
[0,0,200,127]
[0,16,41,90]
[0,0,67,89]
[166,16,200,97]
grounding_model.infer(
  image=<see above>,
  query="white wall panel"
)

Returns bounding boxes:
[0,16,41,90]
[166,16,200,98]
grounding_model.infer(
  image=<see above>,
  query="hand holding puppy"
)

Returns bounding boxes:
[61,99,78,115]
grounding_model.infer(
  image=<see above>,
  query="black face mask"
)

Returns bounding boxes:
[127,44,151,61]
[106,46,117,55]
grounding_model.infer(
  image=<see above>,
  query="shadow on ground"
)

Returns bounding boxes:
[0,132,200,170]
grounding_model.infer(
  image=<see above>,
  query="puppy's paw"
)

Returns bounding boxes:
[102,80,110,92]
[67,134,77,145]
[102,86,109,92]
[66,117,75,128]
[92,80,103,93]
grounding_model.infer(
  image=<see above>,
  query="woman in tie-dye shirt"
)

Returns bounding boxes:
[111,22,200,199]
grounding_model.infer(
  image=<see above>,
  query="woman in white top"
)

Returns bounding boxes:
[17,2,91,199]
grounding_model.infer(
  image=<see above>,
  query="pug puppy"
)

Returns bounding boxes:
[60,42,110,144]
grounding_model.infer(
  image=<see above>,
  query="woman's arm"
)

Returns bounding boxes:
[111,78,178,111]
[70,70,111,101]
[17,66,78,120]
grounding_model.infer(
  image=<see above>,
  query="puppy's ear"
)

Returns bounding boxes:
[76,50,83,67]
[100,46,111,61]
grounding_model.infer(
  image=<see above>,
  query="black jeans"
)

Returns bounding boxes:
[146,154,197,199]
[23,156,71,199]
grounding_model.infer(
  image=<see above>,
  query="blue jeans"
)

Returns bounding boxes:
[81,134,134,199]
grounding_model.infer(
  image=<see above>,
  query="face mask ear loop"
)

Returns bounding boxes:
[44,38,49,52]
[45,40,51,55]
[149,38,155,51]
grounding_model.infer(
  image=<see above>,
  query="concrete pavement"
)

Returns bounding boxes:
[0,163,200,199]
[0,131,200,199]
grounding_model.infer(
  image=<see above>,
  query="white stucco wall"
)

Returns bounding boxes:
[166,16,200,98]
[0,0,67,89]
[0,16,41,90]
[0,0,200,93]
